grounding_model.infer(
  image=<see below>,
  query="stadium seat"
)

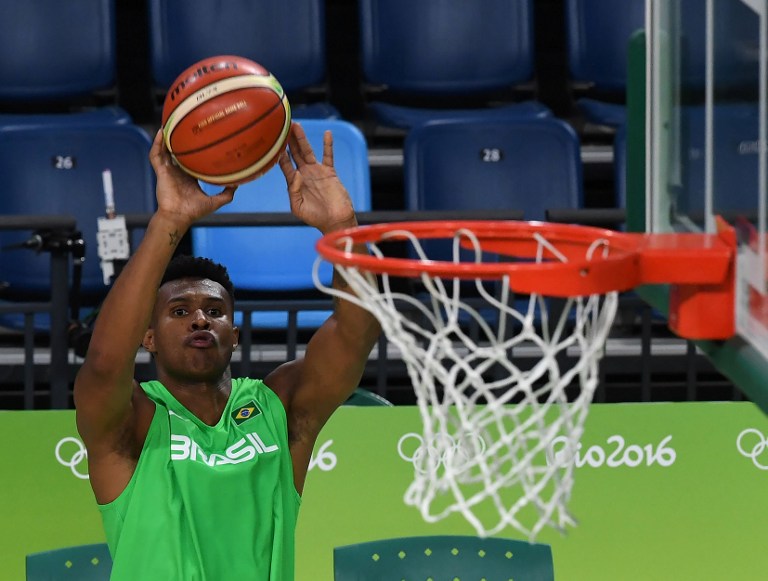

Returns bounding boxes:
[193,119,371,329]
[403,117,583,328]
[26,543,112,580]
[0,107,131,129]
[357,0,550,132]
[334,535,554,580]
[147,0,340,119]
[0,119,156,330]
[566,0,760,129]
[564,0,644,128]
[405,117,583,222]
[0,0,117,106]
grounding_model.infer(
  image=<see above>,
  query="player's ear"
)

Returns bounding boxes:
[142,329,156,353]
[232,326,240,350]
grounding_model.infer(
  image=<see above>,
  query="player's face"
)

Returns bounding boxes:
[143,277,239,382]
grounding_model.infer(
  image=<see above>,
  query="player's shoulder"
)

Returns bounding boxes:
[245,363,301,416]
[233,376,284,403]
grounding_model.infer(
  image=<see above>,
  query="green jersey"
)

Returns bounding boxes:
[99,378,301,581]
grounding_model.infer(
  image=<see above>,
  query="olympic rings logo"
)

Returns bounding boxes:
[55,437,89,480]
[736,429,768,470]
[397,432,487,475]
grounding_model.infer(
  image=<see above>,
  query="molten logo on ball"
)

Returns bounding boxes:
[168,59,241,103]
[162,55,292,186]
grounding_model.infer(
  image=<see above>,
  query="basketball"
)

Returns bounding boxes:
[161,55,291,186]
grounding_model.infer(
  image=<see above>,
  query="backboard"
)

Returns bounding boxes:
[635,0,768,409]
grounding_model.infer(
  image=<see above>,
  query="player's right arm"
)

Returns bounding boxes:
[73,130,236,503]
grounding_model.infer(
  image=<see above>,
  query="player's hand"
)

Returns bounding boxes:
[278,122,358,234]
[149,129,237,227]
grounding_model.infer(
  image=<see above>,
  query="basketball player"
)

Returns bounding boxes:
[73,122,381,580]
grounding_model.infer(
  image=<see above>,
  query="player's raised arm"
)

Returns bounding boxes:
[266,122,381,491]
[74,130,236,501]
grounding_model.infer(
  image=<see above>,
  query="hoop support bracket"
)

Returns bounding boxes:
[640,218,736,340]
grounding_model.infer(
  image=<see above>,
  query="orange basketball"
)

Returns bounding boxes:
[161,55,291,186]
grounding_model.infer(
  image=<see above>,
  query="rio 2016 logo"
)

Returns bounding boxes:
[548,435,677,468]
[396,432,677,471]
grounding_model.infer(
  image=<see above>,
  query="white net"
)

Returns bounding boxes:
[314,226,619,540]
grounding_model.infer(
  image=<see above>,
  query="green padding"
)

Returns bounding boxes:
[343,388,394,407]
[626,29,646,234]
[26,543,111,581]
[334,535,554,581]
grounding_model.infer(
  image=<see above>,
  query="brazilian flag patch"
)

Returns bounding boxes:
[231,400,262,425]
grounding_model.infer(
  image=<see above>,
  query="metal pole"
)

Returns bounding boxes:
[49,247,70,408]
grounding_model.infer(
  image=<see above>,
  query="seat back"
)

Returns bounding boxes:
[0,121,156,298]
[26,543,112,581]
[0,0,116,101]
[148,0,328,97]
[403,118,582,291]
[358,0,534,95]
[192,119,370,327]
[405,117,583,221]
[566,0,758,95]
[0,107,131,129]
[334,535,554,581]
[565,0,644,94]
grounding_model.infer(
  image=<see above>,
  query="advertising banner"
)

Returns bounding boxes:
[1,402,766,580]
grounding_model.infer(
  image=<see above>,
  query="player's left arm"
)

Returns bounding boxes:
[264,122,381,492]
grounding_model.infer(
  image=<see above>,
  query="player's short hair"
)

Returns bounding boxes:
[160,255,236,307]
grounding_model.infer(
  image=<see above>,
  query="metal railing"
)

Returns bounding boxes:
[0,215,78,408]
[0,209,743,409]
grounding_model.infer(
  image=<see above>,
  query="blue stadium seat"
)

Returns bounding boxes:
[0,107,131,129]
[0,119,156,329]
[358,0,550,131]
[566,0,760,128]
[403,117,583,328]
[0,0,117,103]
[405,118,583,221]
[193,119,371,329]
[147,0,339,119]
[564,0,644,128]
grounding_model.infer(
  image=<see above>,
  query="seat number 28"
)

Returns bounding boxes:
[480,148,503,162]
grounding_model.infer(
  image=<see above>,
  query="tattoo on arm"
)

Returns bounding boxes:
[168,230,180,247]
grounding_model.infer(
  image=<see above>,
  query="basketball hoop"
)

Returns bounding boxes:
[313,220,735,540]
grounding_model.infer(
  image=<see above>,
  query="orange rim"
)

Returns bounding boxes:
[315,220,735,298]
